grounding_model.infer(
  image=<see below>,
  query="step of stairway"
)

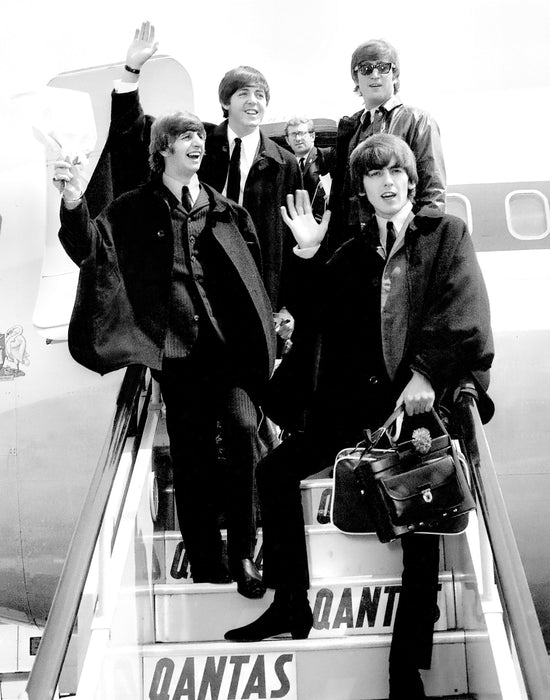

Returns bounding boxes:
[155,572,455,643]
[158,474,342,533]
[142,630,474,700]
[156,527,409,585]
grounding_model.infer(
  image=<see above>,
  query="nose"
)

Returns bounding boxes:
[381,168,394,184]
[192,133,204,146]
[370,67,381,78]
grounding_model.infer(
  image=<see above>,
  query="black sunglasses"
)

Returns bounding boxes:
[355,61,394,76]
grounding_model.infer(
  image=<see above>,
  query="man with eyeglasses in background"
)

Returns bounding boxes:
[327,39,446,252]
[284,117,334,223]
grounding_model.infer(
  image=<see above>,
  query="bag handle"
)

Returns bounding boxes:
[365,403,405,448]
[363,405,449,452]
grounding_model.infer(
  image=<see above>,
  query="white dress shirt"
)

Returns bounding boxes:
[162,172,201,205]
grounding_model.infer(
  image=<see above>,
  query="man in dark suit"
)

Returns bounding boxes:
[224,134,494,699]
[284,117,333,223]
[53,110,276,599]
[198,69,302,317]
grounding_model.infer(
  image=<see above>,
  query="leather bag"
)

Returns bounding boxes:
[331,406,475,542]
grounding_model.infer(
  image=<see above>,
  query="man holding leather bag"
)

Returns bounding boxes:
[225,133,494,700]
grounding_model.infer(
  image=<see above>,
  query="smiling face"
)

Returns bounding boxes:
[224,84,267,136]
[161,130,205,182]
[362,157,410,218]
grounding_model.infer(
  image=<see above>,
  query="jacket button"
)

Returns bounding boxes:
[193,314,200,322]
[369,375,379,385]
[156,230,165,238]
[371,278,380,287]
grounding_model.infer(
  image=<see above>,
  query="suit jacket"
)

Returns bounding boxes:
[200,120,302,308]
[59,180,276,395]
[327,100,446,252]
[299,146,334,222]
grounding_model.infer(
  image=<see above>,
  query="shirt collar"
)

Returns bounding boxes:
[360,93,402,123]
[227,124,261,163]
[162,172,201,204]
[296,147,314,164]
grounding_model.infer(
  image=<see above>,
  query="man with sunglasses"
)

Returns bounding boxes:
[327,39,446,252]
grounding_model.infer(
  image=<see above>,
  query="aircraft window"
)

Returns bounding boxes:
[505,190,550,240]
[446,193,473,234]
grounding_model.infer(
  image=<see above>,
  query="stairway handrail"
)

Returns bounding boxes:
[454,391,550,699]
[24,364,149,700]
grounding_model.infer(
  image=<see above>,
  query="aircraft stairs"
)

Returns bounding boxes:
[22,369,550,700]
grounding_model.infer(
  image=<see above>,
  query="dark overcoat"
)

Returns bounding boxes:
[268,208,494,436]
[59,181,276,396]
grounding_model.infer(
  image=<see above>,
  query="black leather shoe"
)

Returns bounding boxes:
[230,558,266,599]
[225,591,313,642]
[192,562,233,584]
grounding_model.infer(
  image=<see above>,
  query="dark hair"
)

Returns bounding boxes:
[350,39,400,95]
[285,116,314,136]
[148,111,206,174]
[218,66,270,117]
[350,133,417,202]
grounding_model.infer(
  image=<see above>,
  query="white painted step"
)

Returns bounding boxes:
[141,631,476,700]
[156,527,409,585]
[155,573,455,643]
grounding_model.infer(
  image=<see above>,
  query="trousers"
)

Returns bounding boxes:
[256,431,440,670]
[155,351,261,574]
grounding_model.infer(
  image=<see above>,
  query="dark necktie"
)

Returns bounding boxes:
[181,185,194,213]
[361,110,372,133]
[386,220,396,257]
[299,157,306,173]
[226,137,242,202]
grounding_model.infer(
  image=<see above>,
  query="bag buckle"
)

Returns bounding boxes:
[422,488,433,503]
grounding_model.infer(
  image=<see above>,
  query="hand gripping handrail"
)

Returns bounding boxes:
[24,364,148,700]
[453,390,550,699]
